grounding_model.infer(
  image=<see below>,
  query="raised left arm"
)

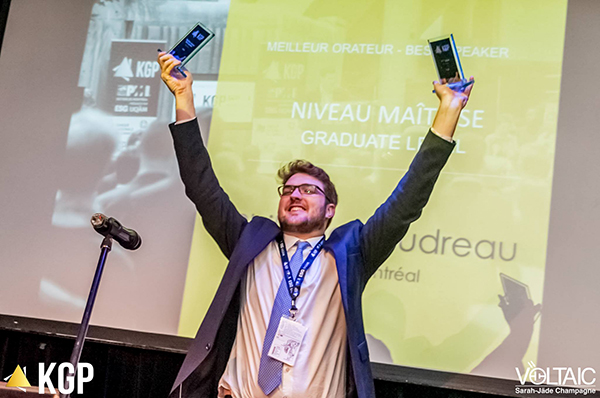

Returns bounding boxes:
[359,78,474,278]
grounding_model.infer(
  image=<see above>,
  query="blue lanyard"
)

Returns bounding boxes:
[276,235,325,318]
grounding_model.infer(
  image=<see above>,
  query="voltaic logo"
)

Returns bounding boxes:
[515,361,597,395]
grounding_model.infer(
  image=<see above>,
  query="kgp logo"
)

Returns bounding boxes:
[40,362,94,394]
[4,363,94,394]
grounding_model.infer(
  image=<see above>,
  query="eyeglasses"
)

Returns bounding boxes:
[278,184,331,202]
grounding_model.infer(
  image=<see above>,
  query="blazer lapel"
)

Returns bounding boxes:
[225,218,281,296]
[325,232,349,310]
[172,217,280,393]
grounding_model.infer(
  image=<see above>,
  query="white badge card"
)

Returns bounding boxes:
[267,317,308,366]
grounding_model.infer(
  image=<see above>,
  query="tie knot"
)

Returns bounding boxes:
[296,241,310,252]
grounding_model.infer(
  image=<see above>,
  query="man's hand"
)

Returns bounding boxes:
[431,76,475,140]
[433,76,474,110]
[158,52,193,95]
[157,52,196,122]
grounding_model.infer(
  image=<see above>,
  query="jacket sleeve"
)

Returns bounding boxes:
[170,119,247,259]
[359,130,455,279]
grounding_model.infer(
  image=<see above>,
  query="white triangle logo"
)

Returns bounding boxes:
[113,57,134,81]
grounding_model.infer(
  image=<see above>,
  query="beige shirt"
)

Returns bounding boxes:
[218,234,347,398]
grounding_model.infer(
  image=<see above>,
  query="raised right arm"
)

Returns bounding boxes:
[159,52,247,258]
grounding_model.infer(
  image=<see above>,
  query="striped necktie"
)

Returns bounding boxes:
[257,240,310,395]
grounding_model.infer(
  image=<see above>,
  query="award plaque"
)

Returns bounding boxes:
[428,34,464,82]
[168,22,215,66]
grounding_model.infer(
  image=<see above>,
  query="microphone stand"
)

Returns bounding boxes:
[60,235,112,398]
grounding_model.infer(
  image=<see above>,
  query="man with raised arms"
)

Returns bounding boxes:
[157,51,474,398]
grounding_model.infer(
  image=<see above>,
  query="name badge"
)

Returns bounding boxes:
[267,316,307,366]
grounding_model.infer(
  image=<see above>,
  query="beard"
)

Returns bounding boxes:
[279,205,328,234]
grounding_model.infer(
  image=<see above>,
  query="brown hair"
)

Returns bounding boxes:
[277,160,338,205]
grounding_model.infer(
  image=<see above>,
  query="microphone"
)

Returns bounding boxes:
[90,213,142,250]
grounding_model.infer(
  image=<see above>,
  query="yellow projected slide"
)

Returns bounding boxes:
[178,0,567,378]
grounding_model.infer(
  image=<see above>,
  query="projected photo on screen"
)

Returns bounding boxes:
[45,0,229,335]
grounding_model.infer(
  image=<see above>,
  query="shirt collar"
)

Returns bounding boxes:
[282,233,324,252]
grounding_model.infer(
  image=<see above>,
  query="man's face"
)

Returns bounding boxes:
[277,173,335,235]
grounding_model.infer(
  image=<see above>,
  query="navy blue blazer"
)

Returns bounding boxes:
[168,119,455,397]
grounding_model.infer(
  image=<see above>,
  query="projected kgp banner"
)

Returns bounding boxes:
[178,0,567,379]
